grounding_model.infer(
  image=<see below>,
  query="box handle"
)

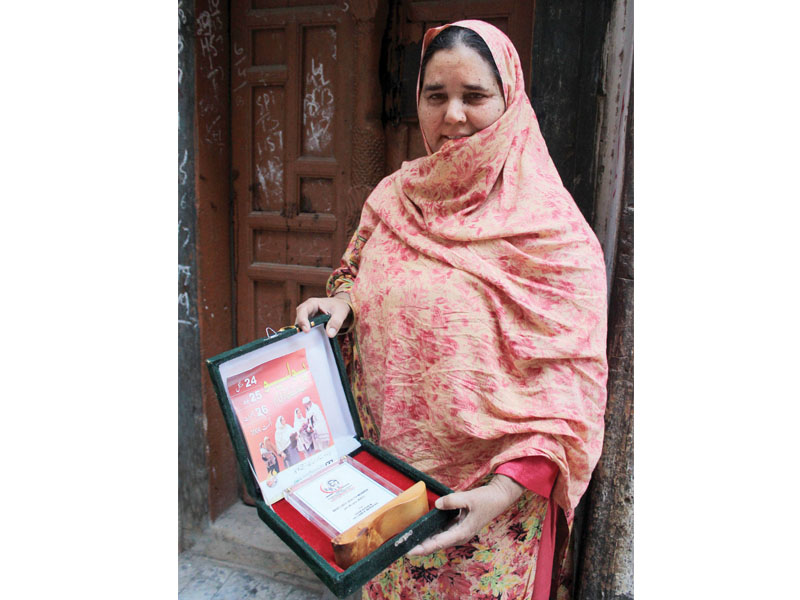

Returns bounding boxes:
[269,321,317,338]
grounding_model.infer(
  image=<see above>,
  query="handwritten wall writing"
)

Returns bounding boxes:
[178,1,197,331]
[196,0,225,152]
[254,88,285,210]
[179,264,192,286]
[303,57,335,154]
[178,291,197,328]
[179,149,189,185]
[178,0,186,84]
[178,218,191,248]
[196,0,223,93]
[232,42,248,95]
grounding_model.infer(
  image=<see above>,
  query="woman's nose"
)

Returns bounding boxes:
[444,100,466,124]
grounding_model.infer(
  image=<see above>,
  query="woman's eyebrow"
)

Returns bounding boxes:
[422,83,492,93]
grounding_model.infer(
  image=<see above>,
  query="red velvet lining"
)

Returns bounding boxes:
[271,449,441,572]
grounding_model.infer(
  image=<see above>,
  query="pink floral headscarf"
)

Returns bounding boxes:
[332,20,608,514]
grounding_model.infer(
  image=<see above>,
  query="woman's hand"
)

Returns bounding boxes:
[294,293,352,337]
[406,474,525,556]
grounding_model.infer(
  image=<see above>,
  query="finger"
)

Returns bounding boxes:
[406,532,444,556]
[434,491,470,511]
[294,299,320,332]
[406,520,457,556]
[324,302,350,338]
[405,543,427,557]
[423,521,472,553]
[406,522,470,556]
[294,302,310,331]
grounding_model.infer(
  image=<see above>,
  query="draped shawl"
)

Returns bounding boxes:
[329,20,608,514]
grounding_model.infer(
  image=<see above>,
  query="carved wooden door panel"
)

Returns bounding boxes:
[230,0,533,344]
[231,0,386,343]
[383,0,535,171]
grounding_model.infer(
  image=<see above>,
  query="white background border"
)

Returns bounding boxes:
[2,2,799,598]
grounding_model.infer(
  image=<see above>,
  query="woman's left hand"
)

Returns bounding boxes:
[406,474,525,556]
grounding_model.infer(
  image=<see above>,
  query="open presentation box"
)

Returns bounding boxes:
[206,315,455,598]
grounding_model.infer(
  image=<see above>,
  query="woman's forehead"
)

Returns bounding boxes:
[422,46,497,91]
[421,21,517,103]
[424,45,497,82]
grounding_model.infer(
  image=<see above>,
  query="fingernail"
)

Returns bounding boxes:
[434,498,442,509]
[327,327,336,336]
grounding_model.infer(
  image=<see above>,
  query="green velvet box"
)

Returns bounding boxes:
[206,314,455,598]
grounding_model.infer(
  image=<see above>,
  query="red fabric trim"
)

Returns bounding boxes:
[494,457,558,600]
[495,456,559,497]
[531,495,558,600]
[271,450,441,572]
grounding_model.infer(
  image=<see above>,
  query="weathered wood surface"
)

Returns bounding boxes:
[575,81,634,600]
[531,0,614,224]
[349,0,389,239]
[590,0,634,289]
[194,0,240,522]
[178,0,209,551]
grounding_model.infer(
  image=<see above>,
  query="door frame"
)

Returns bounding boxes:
[194,0,238,521]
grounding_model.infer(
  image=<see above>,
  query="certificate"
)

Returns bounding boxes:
[222,345,354,504]
[285,457,399,536]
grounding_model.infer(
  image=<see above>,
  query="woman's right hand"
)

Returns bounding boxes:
[294,293,352,337]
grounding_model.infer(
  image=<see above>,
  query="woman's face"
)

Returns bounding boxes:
[418,44,505,153]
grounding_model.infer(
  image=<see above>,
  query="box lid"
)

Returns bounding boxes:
[206,315,365,503]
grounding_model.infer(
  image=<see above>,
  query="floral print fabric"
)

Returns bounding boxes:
[364,490,548,600]
[329,18,607,515]
[327,19,608,599]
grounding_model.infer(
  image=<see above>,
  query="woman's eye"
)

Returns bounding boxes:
[465,93,486,102]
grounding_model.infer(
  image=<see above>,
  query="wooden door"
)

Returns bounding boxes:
[230,0,534,344]
[231,0,384,343]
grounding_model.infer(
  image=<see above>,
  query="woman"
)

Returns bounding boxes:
[296,20,607,600]
[260,437,280,477]
[303,395,331,451]
[274,415,301,468]
[293,407,315,458]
